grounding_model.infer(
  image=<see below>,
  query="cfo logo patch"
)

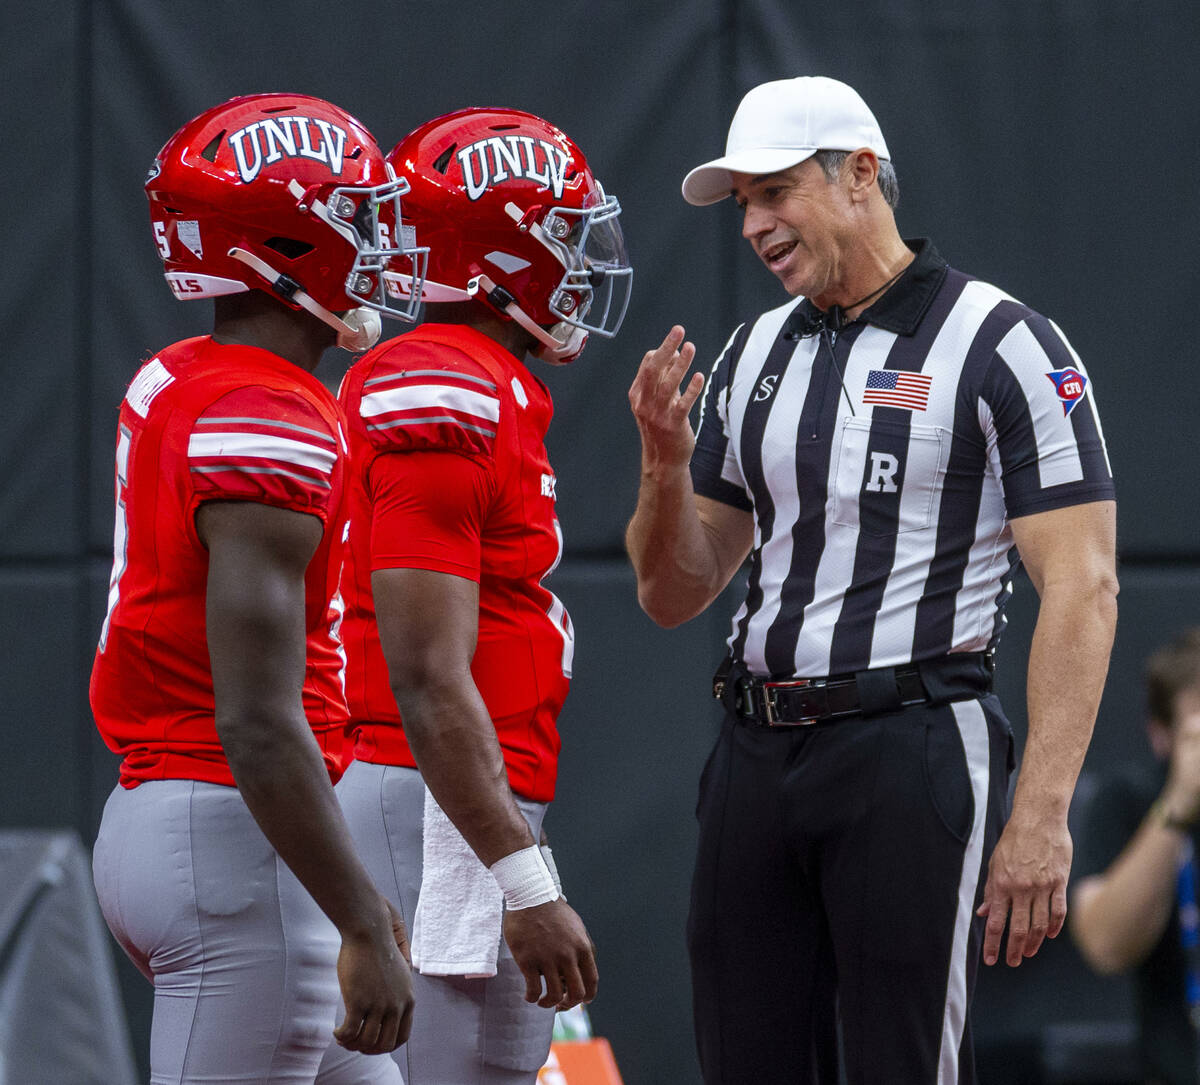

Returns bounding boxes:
[1046,367,1088,416]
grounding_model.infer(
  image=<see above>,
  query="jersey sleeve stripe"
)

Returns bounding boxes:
[360,384,501,424]
[993,321,1084,488]
[692,321,753,509]
[194,416,337,444]
[363,369,497,390]
[367,415,498,438]
[190,464,333,489]
[187,432,337,474]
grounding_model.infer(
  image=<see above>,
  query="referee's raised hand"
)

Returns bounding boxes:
[628,326,704,470]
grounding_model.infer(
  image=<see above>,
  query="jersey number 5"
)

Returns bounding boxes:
[543,518,575,678]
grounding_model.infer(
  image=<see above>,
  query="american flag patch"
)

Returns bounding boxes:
[862,369,933,411]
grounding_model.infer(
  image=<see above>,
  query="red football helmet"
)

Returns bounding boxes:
[146,93,428,350]
[386,107,632,364]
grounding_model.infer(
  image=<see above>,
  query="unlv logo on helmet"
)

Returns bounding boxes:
[456,137,570,202]
[388,107,631,363]
[227,117,350,184]
[146,93,426,326]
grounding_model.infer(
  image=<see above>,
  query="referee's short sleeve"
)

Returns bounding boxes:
[980,312,1114,519]
[691,326,754,512]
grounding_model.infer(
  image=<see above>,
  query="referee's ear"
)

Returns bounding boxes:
[844,148,880,202]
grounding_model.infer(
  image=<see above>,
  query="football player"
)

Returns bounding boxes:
[319,108,632,1084]
[90,93,428,1083]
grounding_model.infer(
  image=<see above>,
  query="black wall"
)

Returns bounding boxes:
[3,2,1199,1081]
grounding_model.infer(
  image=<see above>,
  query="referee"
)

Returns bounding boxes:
[626,76,1118,1084]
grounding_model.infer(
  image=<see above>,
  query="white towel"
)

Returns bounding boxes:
[410,787,504,978]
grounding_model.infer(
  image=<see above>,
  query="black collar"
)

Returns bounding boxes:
[786,238,948,339]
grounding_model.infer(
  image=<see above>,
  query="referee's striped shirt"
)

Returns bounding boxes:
[690,239,1114,679]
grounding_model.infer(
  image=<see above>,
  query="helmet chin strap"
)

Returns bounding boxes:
[467,274,587,364]
[530,323,587,365]
[228,247,382,352]
[335,308,382,352]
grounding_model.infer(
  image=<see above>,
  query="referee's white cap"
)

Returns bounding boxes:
[681,76,890,207]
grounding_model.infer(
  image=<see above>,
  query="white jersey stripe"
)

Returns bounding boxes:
[740,336,808,675]
[194,416,336,444]
[363,369,497,390]
[190,464,332,489]
[1054,319,1113,478]
[187,432,336,474]
[993,320,1084,489]
[360,383,501,423]
[367,415,497,437]
[938,699,990,1084]
[798,330,896,675]
[870,287,996,662]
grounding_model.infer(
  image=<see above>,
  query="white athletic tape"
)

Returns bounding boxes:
[490,844,560,910]
[540,844,563,896]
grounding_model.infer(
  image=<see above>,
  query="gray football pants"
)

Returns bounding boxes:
[317,761,555,1085]
[93,779,401,1085]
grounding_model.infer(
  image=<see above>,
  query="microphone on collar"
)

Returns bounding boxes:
[783,304,842,341]
[782,264,907,340]
[782,302,858,418]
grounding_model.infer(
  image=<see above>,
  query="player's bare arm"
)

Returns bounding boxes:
[978,499,1118,967]
[627,326,755,626]
[199,499,415,1053]
[372,562,598,1009]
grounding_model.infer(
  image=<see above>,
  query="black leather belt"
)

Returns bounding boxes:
[713,652,994,727]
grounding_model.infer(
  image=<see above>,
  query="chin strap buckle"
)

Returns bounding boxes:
[485,283,516,311]
[270,273,302,302]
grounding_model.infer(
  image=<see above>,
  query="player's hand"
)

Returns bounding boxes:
[333,896,415,1054]
[1162,713,1200,825]
[503,898,598,1010]
[977,804,1072,967]
[385,897,412,964]
[628,326,704,471]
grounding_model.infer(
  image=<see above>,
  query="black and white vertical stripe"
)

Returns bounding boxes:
[691,268,1113,678]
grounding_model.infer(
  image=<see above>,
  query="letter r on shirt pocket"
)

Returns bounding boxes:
[832,417,950,536]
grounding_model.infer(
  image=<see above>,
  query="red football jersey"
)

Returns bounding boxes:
[339,324,573,802]
[90,336,351,788]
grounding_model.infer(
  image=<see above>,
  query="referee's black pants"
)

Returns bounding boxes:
[688,694,1014,1084]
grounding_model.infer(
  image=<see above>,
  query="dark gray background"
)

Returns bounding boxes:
[2,1,1198,1081]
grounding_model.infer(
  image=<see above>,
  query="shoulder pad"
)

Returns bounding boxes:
[356,348,501,457]
[189,385,340,511]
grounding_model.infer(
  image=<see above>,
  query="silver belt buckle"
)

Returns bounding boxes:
[761,677,821,726]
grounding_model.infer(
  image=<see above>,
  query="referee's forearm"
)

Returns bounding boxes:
[1016,575,1118,815]
[626,465,722,627]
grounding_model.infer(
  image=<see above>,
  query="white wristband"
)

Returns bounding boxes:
[540,844,563,896]
[490,844,560,910]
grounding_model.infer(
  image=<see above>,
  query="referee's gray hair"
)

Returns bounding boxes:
[812,149,899,210]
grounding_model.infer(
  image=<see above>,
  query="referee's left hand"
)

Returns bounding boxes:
[977,804,1072,967]
[628,326,703,471]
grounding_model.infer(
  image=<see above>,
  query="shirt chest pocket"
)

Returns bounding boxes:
[831,417,950,536]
